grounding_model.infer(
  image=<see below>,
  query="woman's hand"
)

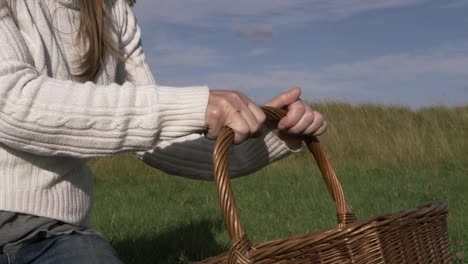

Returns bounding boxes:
[205,90,266,144]
[264,87,327,145]
[204,87,327,145]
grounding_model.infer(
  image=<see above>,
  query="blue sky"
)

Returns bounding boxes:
[132,0,468,108]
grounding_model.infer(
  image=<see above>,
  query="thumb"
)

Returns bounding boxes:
[264,87,301,108]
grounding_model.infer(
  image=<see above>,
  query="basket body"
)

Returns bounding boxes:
[197,203,450,264]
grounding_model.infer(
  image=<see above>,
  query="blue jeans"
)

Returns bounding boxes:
[0,234,123,264]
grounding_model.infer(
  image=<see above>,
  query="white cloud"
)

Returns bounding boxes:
[247,48,272,56]
[205,41,468,86]
[439,0,468,8]
[195,41,468,106]
[321,42,468,81]
[146,38,223,67]
[201,68,353,104]
[322,55,468,82]
[232,26,275,44]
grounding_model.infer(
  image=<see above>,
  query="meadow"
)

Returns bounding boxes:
[89,103,467,263]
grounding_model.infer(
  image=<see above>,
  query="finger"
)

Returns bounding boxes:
[303,111,325,135]
[204,101,225,140]
[238,106,260,136]
[247,102,266,137]
[226,110,251,144]
[245,104,265,138]
[238,93,266,128]
[237,93,266,137]
[278,100,305,130]
[264,87,301,108]
[312,121,327,136]
[247,101,266,124]
[287,109,315,134]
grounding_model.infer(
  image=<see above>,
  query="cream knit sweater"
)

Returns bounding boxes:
[0,0,300,226]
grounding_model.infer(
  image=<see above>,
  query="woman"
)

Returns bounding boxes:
[0,0,327,263]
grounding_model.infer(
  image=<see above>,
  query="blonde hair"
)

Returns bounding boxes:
[77,0,122,81]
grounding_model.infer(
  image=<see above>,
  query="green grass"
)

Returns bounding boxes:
[89,103,467,263]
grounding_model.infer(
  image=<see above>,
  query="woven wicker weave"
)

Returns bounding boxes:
[195,107,451,264]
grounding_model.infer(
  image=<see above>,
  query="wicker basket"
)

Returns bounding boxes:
[194,107,451,264]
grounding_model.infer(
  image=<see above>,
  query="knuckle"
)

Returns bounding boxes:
[304,110,312,118]
[208,108,222,120]
[304,126,313,135]
[234,131,248,144]
[310,125,320,134]
[239,125,250,135]
[314,123,328,136]
[279,119,289,128]
[304,114,313,124]
[258,112,267,124]
[290,103,304,115]
[313,111,323,119]
[252,123,262,133]
[235,135,248,144]
[217,96,229,107]
[228,91,241,101]
[289,127,300,134]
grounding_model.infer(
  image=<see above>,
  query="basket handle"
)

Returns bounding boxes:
[213,106,356,250]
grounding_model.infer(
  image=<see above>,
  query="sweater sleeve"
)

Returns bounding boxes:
[115,1,303,180]
[0,6,209,158]
[136,126,302,180]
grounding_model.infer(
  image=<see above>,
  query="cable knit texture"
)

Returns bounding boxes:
[0,0,301,226]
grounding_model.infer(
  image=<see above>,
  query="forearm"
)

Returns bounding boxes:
[0,65,208,157]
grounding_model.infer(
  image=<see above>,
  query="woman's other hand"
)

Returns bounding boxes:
[264,87,327,144]
[205,90,266,144]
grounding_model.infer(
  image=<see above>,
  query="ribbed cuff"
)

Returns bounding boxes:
[262,125,303,158]
[156,86,209,140]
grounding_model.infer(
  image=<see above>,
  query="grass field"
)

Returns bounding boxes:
[89,103,467,263]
